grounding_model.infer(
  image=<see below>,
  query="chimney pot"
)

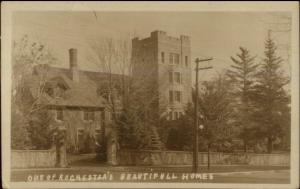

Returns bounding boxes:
[69,48,77,69]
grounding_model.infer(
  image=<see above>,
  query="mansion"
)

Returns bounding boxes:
[27,31,192,153]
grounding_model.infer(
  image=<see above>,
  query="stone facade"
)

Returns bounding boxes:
[132,31,192,120]
[48,106,107,154]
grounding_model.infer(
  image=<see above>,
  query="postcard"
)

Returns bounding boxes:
[1,1,299,189]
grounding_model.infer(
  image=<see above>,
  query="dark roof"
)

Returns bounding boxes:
[43,66,126,84]
[29,65,126,108]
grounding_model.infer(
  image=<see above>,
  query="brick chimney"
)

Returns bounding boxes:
[69,48,79,82]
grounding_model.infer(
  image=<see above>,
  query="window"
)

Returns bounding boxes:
[83,111,89,121]
[95,129,102,141]
[56,109,63,121]
[179,112,183,117]
[83,111,95,121]
[169,53,173,64]
[77,129,84,144]
[185,56,188,66]
[169,111,173,120]
[169,91,174,103]
[161,52,165,63]
[174,54,180,64]
[174,112,179,120]
[168,72,173,83]
[170,90,182,103]
[89,111,95,121]
[169,53,180,64]
[174,91,182,102]
[174,72,181,84]
[101,111,105,120]
[169,72,181,84]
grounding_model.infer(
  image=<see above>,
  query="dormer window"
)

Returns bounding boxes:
[54,83,66,98]
[45,82,67,98]
[45,87,54,97]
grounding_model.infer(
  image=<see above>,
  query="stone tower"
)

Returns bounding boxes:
[132,30,192,120]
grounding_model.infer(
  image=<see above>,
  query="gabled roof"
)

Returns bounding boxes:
[29,65,126,109]
[41,66,127,85]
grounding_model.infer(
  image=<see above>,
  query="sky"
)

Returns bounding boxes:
[13,11,291,81]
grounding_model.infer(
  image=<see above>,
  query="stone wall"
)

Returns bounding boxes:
[12,149,57,168]
[131,31,192,117]
[118,150,290,166]
[67,153,97,164]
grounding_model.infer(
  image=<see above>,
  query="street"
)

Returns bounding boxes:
[213,169,289,183]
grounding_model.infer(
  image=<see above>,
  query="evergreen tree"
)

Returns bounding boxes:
[251,33,290,153]
[164,116,193,151]
[227,47,258,152]
[11,105,31,149]
[197,75,233,150]
[196,74,234,167]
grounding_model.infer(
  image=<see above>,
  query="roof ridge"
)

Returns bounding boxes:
[45,65,129,77]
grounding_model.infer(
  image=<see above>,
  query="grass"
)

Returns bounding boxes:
[68,157,290,173]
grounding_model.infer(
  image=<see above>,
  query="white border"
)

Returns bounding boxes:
[1,1,299,189]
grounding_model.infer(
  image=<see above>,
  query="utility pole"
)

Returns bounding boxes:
[193,57,213,173]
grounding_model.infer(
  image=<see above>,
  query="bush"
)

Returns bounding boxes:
[27,110,55,150]
[96,138,107,162]
[158,116,193,151]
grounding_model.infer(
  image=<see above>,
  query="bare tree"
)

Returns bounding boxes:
[88,37,168,149]
[12,35,58,116]
[88,37,165,117]
[11,35,58,149]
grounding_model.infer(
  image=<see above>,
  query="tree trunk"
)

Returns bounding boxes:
[267,136,273,153]
[55,143,61,167]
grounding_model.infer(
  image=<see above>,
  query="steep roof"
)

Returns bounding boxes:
[29,65,126,109]
[43,66,126,84]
